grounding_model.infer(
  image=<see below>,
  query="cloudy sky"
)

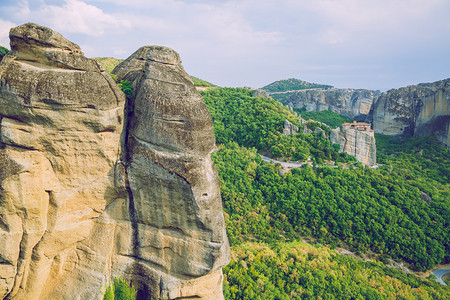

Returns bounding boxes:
[1,0,449,90]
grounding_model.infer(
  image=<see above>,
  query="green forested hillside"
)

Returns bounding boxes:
[202,88,354,163]
[224,242,449,299]
[212,142,449,271]
[261,78,333,93]
[190,76,217,87]
[295,109,353,129]
[92,57,124,73]
[201,87,449,298]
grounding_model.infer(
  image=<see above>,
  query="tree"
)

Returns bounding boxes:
[103,277,137,300]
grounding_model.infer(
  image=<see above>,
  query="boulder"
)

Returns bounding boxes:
[252,89,270,98]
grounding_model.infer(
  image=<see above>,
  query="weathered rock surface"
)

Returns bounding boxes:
[283,119,299,136]
[372,79,450,148]
[287,88,380,119]
[0,23,229,300]
[252,89,270,98]
[0,23,125,299]
[111,45,230,299]
[330,122,376,166]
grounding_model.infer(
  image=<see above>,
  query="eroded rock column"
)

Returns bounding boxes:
[112,46,230,299]
[0,23,125,299]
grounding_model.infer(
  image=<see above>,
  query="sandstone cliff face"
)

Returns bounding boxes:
[0,23,229,300]
[112,45,230,299]
[287,88,379,119]
[330,122,376,166]
[0,23,125,299]
[372,79,450,148]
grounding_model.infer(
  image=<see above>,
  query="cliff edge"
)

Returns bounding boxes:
[372,78,450,148]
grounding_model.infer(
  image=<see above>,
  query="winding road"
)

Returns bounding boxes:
[261,156,308,168]
[433,267,450,285]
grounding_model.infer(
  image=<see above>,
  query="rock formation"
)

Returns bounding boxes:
[252,89,270,98]
[287,88,380,119]
[330,121,376,166]
[0,22,125,299]
[111,45,230,299]
[371,79,450,148]
[0,23,229,300]
[283,119,299,136]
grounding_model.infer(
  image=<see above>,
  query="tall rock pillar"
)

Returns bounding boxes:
[0,23,125,299]
[112,46,230,299]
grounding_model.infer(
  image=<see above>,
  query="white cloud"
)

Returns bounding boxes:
[16,0,131,37]
[305,0,449,45]
[1,0,449,88]
[0,19,16,47]
[108,0,282,59]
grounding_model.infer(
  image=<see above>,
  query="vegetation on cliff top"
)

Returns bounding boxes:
[261,78,333,93]
[295,109,353,129]
[190,76,218,87]
[92,57,124,73]
[93,56,217,88]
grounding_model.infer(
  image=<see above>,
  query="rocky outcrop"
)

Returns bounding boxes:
[252,89,270,98]
[287,88,380,119]
[0,23,229,300]
[372,79,450,148]
[330,122,376,166]
[112,45,230,299]
[0,23,125,299]
[283,119,299,136]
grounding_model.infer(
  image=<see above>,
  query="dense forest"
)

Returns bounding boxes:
[201,87,449,298]
[202,88,355,163]
[294,109,353,129]
[224,241,448,299]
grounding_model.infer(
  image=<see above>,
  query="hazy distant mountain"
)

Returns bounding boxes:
[261,78,333,93]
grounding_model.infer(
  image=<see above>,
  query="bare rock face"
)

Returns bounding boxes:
[0,23,125,299]
[0,24,229,300]
[283,119,299,136]
[372,79,450,148]
[330,122,376,166]
[111,45,230,299]
[287,88,380,119]
[252,89,270,98]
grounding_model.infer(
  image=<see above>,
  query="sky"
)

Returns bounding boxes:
[0,0,449,91]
